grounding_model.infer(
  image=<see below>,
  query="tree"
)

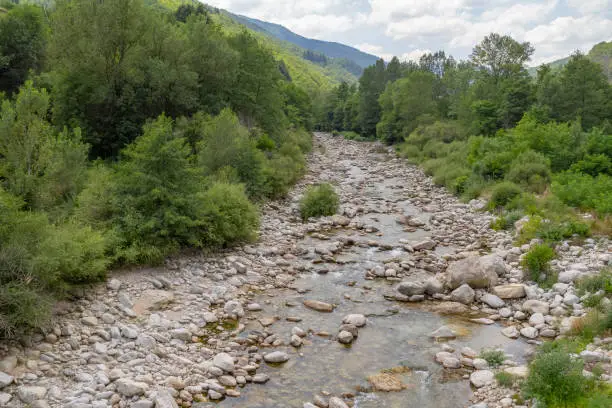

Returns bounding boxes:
[0,82,88,216]
[377,71,437,144]
[471,33,534,82]
[358,58,387,137]
[228,31,286,135]
[49,0,151,158]
[555,52,612,129]
[0,4,46,94]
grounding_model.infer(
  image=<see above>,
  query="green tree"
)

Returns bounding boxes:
[49,0,151,158]
[358,58,387,137]
[471,33,534,82]
[377,71,437,144]
[0,4,46,94]
[228,30,286,135]
[555,52,612,129]
[0,81,88,216]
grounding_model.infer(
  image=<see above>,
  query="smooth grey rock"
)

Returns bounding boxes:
[522,300,549,315]
[424,277,444,295]
[213,353,234,372]
[328,397,349,408]
[450,284,475,304]
[493,284,525,299]
[115,379,148,397]
[17,386,47,403]
[264,351,290,363]
[481,293,505,308]
[470,370,494,388]
[520,327,538,339]
[252,374,269,384]
[447,255,499,289]
[501,326,520,339]
[429,326,456,340]
[342,314,366,327]
[0,372,13,388]
[337,331,354,344]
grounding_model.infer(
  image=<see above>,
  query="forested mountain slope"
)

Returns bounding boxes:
[528,41,611,81]
[227,12,379,71]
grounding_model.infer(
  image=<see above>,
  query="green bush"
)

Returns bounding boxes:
[263,142,307,198]
[480,349,506,368]
[506,150,551,193]
[0,188,109,336]
[522,351,590,407]
[495,372,517,388]
[576,269,612,297]
[489,182,523,208]
[196,182,259,247]
[113,115,215,264]
[198,109,267,199]
[522,244,555,283]
[552,172,612,215]
[570,154,612,177]
[299,183,339,220]
[491,210,523,231]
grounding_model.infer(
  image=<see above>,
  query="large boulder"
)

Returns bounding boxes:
[470,370,494,388]
[154,388,179,408]
[480,293,505,308]
[446,255,499,289]
[424,277,445,295]
[397,282,426,297]
[493,284,526,299]
[522,300,550,315]
[450,284,475,305]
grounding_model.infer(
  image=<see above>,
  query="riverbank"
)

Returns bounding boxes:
[0,133,609,408]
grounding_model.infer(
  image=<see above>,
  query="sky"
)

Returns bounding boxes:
[203,0,612,66]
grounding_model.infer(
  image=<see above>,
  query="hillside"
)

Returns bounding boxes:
[528,41,612,80]
[227,12,379,70]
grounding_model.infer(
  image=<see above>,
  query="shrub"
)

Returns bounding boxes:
[506,150,551,193]
[495,372,517,388]
[262,143,307,198]
[0,188,109,336]
[113,115,213,264]
[480,349,506,368]
[198,109,267,199]
[576,269,612,297]
[522,244,555,283]
[570,154,612,177]
[522,350,589,407]
[491,210,523,231]
[552,172,612,216]
[489,182,523,209]
[299,183,339,220]
[196,182,259,247]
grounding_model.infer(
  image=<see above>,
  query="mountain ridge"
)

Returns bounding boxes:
[225,12,379,70]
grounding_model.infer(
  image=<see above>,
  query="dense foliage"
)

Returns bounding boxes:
[0,0,315,336]
[299,183,339,220]
[320,33,611,239]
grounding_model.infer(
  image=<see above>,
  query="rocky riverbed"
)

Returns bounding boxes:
[0,133,610,408]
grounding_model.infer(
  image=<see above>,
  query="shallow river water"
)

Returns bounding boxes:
[214,146,530,408]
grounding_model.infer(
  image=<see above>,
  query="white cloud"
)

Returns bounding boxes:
[400,49,433,62]
[356,43,383,53]
[202,0,612,67]
[567,0,611,15]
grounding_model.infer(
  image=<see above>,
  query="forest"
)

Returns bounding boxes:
[0,0,315,336]
[319,35,612,247]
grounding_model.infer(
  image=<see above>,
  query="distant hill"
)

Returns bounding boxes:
[528,41,612,81]
[227,13,379,71]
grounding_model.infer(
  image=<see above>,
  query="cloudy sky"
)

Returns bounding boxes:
[204,0,612,66]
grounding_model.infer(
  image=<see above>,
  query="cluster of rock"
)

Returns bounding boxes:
[336,315,367,345]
